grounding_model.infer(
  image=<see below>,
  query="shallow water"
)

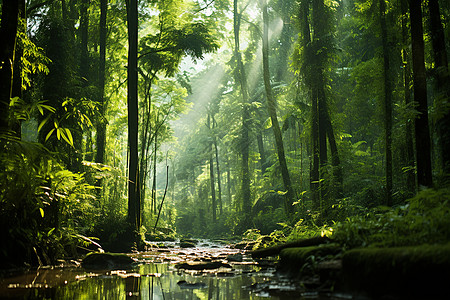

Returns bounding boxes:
[0,241,354,299]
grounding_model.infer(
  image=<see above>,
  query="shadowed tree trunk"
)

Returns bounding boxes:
[299,0,320,210]
[11,1,26,138]
[212,115,223,215]
[379,0,393,205]
[0,0,20,131]
[233,0,251,223]
[262,0,295,215]
[400,0,416,195]
[96,0,107,165]
[409,0,433,189]
[427,0,450,181]
[207,113,217,222]
[126,0,140,232]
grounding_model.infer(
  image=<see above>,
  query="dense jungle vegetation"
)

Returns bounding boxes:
[1,0,449,268]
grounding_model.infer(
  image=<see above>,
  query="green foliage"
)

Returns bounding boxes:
[0,131,99,266]
[332,188,450,249]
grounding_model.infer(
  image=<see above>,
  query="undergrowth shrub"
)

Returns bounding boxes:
[332,188,450,249]
[0,134,99,267]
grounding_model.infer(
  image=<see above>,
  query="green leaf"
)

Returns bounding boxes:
[277,190,288,195]
[45,128,55,141]
[64,128,74,146]
[263,117,272,129]
[38,116,50,132]
[39,208,44,218]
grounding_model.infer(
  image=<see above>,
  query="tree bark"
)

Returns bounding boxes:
[95,0,107,165]
[79,0,90,86]
[233,0,251,221]
[300,0,320,210]
[427,0,450,181]
[212,115,223,215]
[207,113,217,222]
[379,0,393,205]
[0,0,20,130]
[401,0,416,195]
[262,0,295,215]
[409,0,433,189]
[11,1,26,137]
[126,0,140,231]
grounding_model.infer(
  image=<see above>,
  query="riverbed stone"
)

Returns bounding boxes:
[82,252,136,269]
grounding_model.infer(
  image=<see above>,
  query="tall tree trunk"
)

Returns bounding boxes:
[428,0,450,181]
[409,0,433,189]
[401,0,416,195]
[256,130,267,174]
[126,0,140,232]
[312,0,329,215]
[226,152,232,208]
[262,0,295,215]
[0,0,20,131]
[325,109,343,199]
[207,113,216,222]
[233,0,251,222]
[79,0,89,86]
[212,115,223,215]
[152,124,158,215]
[96,0,107,165]
[379,0,393,206]
[11,1,26,138]
[300,0,320,210]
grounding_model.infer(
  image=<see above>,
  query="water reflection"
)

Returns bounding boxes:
[1,262,280,299]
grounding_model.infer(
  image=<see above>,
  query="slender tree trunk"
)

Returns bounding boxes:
[233,0,251,222]
[409,0,433,189]
[312,0,329,215]
[299,0,319,210]
[401,0,416,195]
[212,116,223,215]
[262,0,294,215]
[96,0,107,165]
[11,1,26,138]
[226,152,232,208]
[379,0,393,205]
[325,109,343,198]
[152,125,158,215]
[207,113,216,222]
[428,0,450,180]
[256,131,267,174]
[79,0,89,85]
[126,0,140,231]
[0,0,20,131]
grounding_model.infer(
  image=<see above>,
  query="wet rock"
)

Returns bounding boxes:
[82,252,136,269]
[232,241,256,250]
[227,253,243,262]
[179,241,196,248]
[175,261,232,270]
[177,280,207,289]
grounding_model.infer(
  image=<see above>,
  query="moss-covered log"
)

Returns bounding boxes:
[342,244,450,298]
[250,236,331,258]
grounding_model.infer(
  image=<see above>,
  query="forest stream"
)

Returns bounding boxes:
[0,240,356,300]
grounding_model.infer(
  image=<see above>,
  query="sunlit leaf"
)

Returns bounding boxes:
[45,128,55,141]
[39,208,44,218]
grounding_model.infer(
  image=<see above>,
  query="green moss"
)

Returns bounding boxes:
[342,243,450,298]
[278,244,341,275]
